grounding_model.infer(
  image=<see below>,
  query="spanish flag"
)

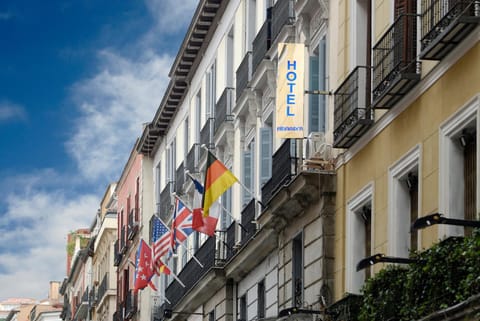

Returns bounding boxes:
[202,151,238,217]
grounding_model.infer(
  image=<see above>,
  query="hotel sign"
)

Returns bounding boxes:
[276,43,305,139]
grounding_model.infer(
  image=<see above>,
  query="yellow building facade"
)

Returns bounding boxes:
[331,0,480,299]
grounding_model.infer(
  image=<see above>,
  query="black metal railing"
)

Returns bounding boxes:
[215,88,234,135]
[176,162,185,193]
[125,290,137,319]
[97,273,108,302]
[82,287,89,303]
[165,236,217,308]
[159,182,174,222]
[236,52,252,100]
[271,0,295,42]
[241,199,256,246]
[225,221,236,261]
[89,286,96,308]
[421,0,480,59]
[114,240,122,266]
[215,230,228,266]
[327,294,363,321]
[261,139,297,205]
[252,16,272,73]
[128,209,138,240]
[200,118,215,150]
[186,143,200,173]
[333,66,374,148]
[120,226,127,254]
[372,14,420,108]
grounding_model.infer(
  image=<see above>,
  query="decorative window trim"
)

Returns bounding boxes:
[346,182,374,294]
[439,94,480,238]
[388,144,421,257]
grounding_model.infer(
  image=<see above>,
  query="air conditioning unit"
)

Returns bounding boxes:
[306,132,332,160]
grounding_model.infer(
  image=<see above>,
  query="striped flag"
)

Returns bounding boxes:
[171,198,195,252]
[202,151,238,217]
[151,216,171,275]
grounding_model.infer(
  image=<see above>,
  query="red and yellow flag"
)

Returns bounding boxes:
[202,151,238,217]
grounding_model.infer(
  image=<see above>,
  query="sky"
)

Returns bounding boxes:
[0,0,197,301]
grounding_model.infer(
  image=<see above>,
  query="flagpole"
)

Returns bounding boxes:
[200,144,266,209]
[171,193,205,268]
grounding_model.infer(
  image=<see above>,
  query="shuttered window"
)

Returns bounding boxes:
[408,174,419,251]
[309,36,326,133]
[260,127,272,185]
[242,141,255,206]
[464,138,476,236]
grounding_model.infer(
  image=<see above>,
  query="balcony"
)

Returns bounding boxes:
[225,221,236,261]
[420,0,480,60]
[74,288,89,320]
[113,241,122,266]
[97,273,108,303]
[165,235,218,308]
[372,14,421,109]
[200,118,215,150]
[327,294,363,321]
[271,0,295,42]
[159,182,174,222]
[261,139,297,205]
[333,66,374,148]
[176,162,185,193]
[127,209,138,241]
[236,52,252,100]
[252,14,272,73]
[124,290,137,319]
[186,143,200,173]
[120,226,127,254]
[88,286,96,309]
[214,88,234,136]
[240,199,256,246]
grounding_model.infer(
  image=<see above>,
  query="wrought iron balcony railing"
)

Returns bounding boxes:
[127,208,138,241]
[97,273,108,303]
[125,290,137,319]
[241,199,256,246]
[159,182,174,221]
[88,286,96,308]
[261,139,297,205]
[372,14,421,109]
[186,143,200,173]
[176,162,185,193]
[271,0,295,42]
[200,118,215,150]
[214,88,234,136]
[120,226,127,254]
[225,221,237,261]
[113,240,122,266]
[327,294,363,321]
[165,235,217,308]
[252,15,272,73]
[333,66,374,148]
[420,0,480,60]
[236,52,252,100]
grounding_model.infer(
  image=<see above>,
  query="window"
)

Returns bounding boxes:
[221,188,233,230]
[242,139,255,206]
[195,91,202,143]
[246,0,257,51]
[209,310,215,321]
[184,117,189,159]
[167,139,176,183]
[239,294,247,321]
[388,145,421,257]
[226,27,234,87]
[309,36,327,133]
[292,233,303,307]
[257,279,265,319]
[346,183,373,293]
[260,127,272,185]
[155,163,161,214]
[349,0,371,69]
[439,97,479,238]
[206,62,216,119]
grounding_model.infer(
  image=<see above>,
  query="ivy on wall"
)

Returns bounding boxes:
[358,231,480,321]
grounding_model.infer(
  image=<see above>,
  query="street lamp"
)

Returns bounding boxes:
[411,213,480,230]
[356,253,419,271]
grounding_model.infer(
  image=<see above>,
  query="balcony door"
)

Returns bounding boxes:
[394,0,416,72]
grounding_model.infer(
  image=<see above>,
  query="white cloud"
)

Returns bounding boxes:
[0,171,99,300]
[145,0,197,32]
[66,50,173,182]
[0,101,27,122]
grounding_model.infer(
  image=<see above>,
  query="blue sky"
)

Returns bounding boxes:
[0,0,197,300]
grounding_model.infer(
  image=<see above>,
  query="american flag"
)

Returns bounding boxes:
[151,216,172,274]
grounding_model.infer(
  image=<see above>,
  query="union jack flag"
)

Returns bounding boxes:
[151,216,172,274]
[171,198,194,252]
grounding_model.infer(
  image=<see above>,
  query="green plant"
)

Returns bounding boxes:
[358,230,480,321]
